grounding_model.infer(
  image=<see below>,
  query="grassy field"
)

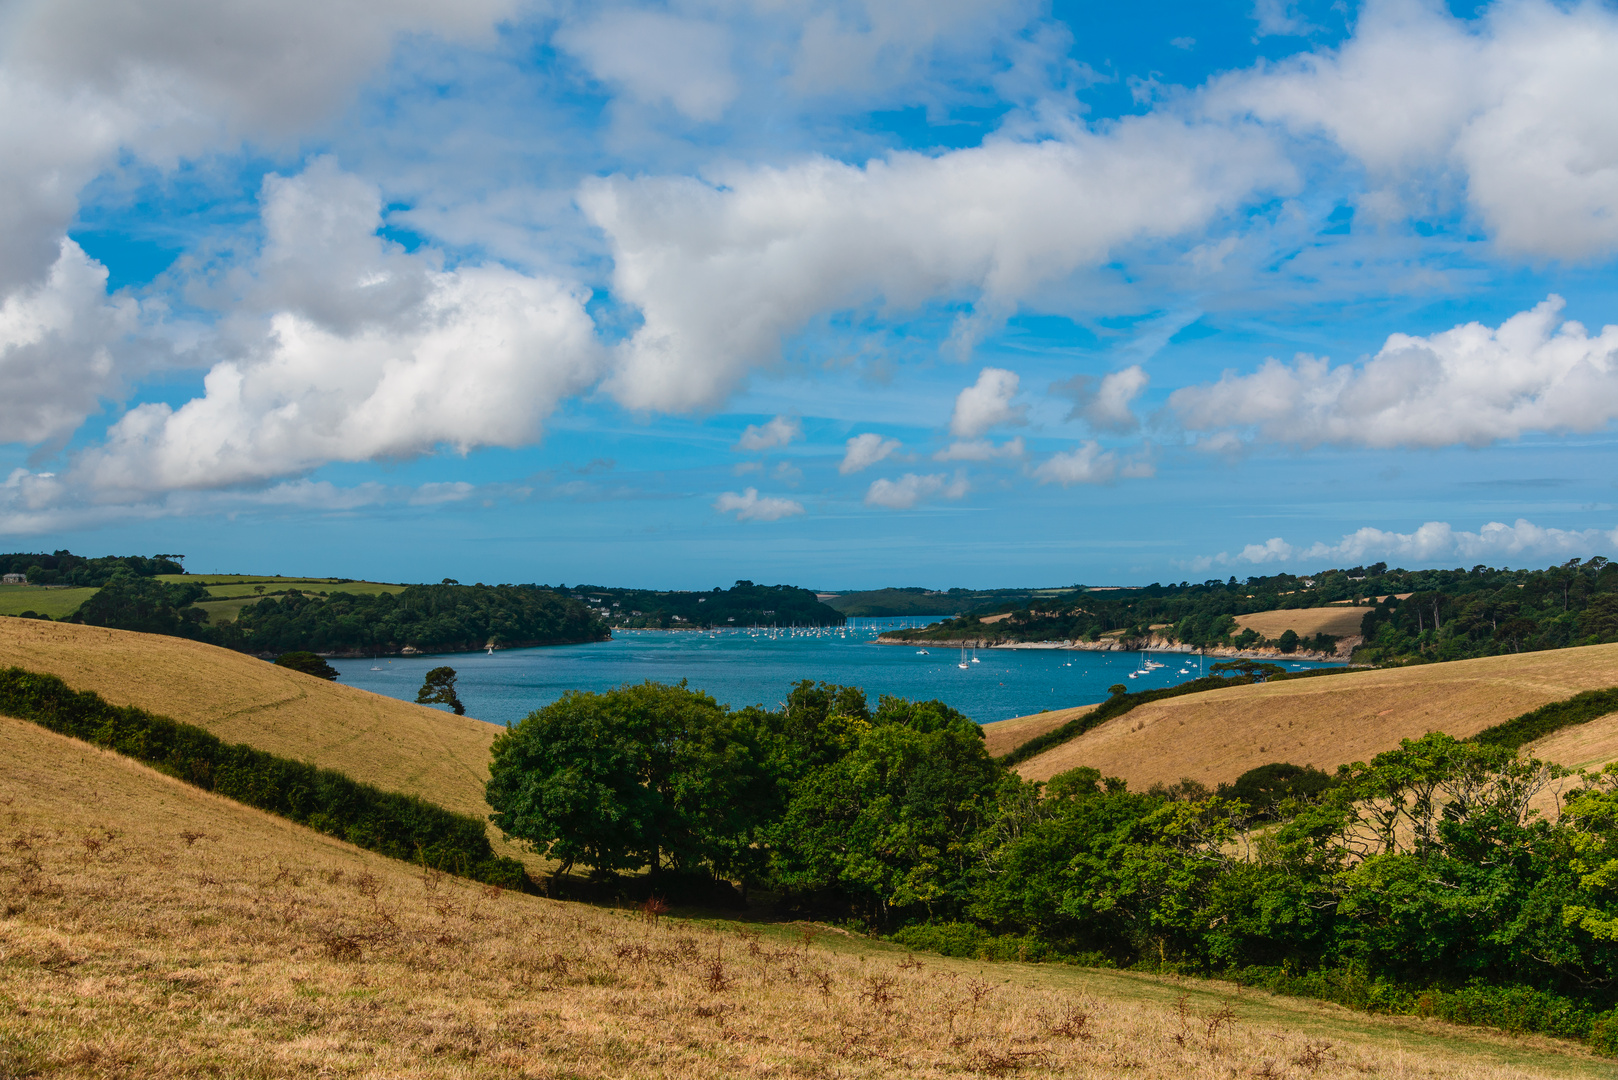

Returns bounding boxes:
[981,706,1096,757]
[1012,644,1618,787]
[0,585,99,619]
[3,713,1611,1080]
[179,578,408,599]
[190,595,263,623]
[0,576,406,624]
[1233,607,1368,640]
[0,619,536,866]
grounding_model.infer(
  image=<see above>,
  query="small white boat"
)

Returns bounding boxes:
[917,649,929,655]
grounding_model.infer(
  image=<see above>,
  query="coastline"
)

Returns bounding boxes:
[876,633,1359,665]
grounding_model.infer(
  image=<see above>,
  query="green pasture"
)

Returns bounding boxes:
[0,585,100,619]
[180,578,407,600]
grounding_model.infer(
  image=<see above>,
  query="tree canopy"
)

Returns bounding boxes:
[273,651,340,680]
[482,676,1618,1049]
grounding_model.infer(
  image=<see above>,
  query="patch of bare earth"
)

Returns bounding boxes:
[1014,644,1618,788]
[2,715,1610,1079]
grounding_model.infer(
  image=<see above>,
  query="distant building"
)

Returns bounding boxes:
[1,573,25,585]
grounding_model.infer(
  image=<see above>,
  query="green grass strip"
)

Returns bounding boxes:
[996,664,1360,768]
[1472,687,1618,751]
[0,666,525,889]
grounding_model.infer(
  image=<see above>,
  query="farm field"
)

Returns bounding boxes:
[1232,606,1369,640]
[1010,643,1618,788]
[2,711,1610,1079]
[0,585,99,619]
[170,577,408,598]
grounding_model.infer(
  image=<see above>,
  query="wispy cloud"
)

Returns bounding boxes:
[864,471,968,510]
[733,415,803,452]
[713,487,805,522]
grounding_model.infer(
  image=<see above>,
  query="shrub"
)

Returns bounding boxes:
[890,922,1057,963]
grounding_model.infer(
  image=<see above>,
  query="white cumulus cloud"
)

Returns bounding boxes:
[556,11,737,122]
[0,239,142,445]
[864,471,969,509]
[1051,364,1149,433]
[1170,296,1618,449]
[713,486,805,521]
[72,162,600,494]
[581,118,1290,411]
[1190,518,1618,572]
[1209,0,1618,260]
[950,367,1024,438]
[839,432,901,474]
[1031,441,1117,485]
[734,415,803,452]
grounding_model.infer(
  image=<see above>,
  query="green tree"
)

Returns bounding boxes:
[1278,628,1299,653]
[416,666,465,715]
[71,570,208,636]
[771,696,1001,925]
[273,651,340,680]
[485,681,771,883]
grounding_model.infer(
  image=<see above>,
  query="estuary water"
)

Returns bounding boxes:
[328,617,1344,728]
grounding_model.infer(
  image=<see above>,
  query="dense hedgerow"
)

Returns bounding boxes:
[0,667,524,888]
[1473,687,1618,749]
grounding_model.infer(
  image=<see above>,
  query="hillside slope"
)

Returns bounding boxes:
[0,618,497,821]
[1013,644,1618,788]
[2,713,1606,1078]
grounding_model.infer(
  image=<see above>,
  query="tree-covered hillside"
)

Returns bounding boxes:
[559,580,844,629]
[70,573,609,656]
[893,559,1618,664]
[0,549,186,586]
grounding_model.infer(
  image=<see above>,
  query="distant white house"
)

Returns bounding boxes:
[1,573,25,585]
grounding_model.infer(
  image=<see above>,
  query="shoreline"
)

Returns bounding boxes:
[876,634,1357,664]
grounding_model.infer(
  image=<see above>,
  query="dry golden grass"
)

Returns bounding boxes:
[0,619,495,818]
[1528,712,1618,775]
[0,619,548,870]
[3,714,1611,1080]
[1014,644,1618,787]
[1233,608,1368,640]
[980,706,1097,757]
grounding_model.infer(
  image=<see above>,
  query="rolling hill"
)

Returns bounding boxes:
[0,617,500,827]
[1003,644,1618,788]
[3,709,1608,1078]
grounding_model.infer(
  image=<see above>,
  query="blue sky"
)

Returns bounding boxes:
[3,0,1618,588]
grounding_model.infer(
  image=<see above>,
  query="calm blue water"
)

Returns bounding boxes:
[328,618,1344,728]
